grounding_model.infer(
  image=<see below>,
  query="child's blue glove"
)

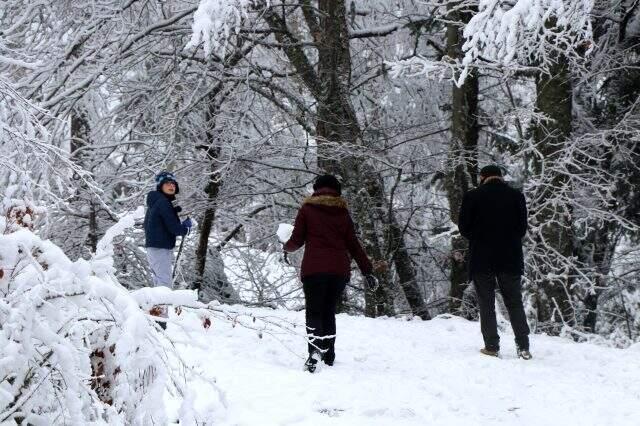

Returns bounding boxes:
[182,218,193,233]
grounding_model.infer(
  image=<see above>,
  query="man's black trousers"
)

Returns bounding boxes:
[302,274,347,362]
[473,272,530,351]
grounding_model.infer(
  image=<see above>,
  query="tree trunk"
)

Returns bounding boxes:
[579,205,620,332]
[531,38,574,330]
[351,182,394,317]
[315,0,430,319]
[87,202,98,253]
[70,106,99,255]
[445,4,479,315]
[193,94,234,302]
[261,1,430,319]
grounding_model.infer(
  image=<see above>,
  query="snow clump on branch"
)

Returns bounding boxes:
[462,0,594,70]
[387,0,594,86]
[187,0,267,55]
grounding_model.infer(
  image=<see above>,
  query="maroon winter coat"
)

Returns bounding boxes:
[284,189,373,279]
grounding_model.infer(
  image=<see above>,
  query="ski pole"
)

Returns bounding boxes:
[172,234,186,282]
[172,216,190,283]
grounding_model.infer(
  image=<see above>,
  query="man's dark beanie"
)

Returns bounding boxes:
[480,165,503,178]
[313,174,342,195]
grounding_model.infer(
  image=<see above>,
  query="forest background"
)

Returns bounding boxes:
[2,0,639,347]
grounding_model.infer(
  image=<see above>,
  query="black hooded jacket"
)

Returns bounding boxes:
[458,179,528,276]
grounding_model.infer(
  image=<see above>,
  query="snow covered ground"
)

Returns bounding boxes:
[167,307,640,425]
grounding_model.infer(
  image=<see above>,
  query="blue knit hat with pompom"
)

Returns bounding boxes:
[155,171,180,194]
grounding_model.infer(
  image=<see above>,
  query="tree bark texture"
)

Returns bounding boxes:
[580,222,619,332]
[263,1,430,319]
[531,38,575,330]
[70,106,99,255]
[445,4,479,315]
[315,0,429,319]
[193,92,234,302]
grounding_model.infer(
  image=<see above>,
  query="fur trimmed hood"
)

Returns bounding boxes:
[303,195,348,209]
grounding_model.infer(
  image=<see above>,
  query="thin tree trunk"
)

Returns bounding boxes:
[70,106,99,254]
[532,29,574,330]
[445,4,479,315]
[351,173,394,317]
[87,202,98,253]
[193,93,230,301]
[580,213,620,332]
[316,0,429,319]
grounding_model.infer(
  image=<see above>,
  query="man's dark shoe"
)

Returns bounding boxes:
[517,348,533,360]
[480,347,500,357]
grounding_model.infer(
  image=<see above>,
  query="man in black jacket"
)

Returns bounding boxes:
[458,165,532,359]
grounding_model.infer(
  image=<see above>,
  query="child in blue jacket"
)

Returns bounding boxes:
[144,171,192,288]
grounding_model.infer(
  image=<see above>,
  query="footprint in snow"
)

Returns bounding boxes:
[318,408,345,417]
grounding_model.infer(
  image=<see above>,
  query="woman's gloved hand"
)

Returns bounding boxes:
[364,274,379,291]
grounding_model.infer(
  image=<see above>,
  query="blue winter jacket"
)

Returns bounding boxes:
[144,191,188,249]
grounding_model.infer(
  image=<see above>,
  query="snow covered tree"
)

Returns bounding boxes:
[188,0,444,318]
[2,0,637,346]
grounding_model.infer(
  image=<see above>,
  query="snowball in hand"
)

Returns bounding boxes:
[277,223,294,243]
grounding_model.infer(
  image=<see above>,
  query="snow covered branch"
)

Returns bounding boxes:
[187,0,266,55]
[462,0,594,73]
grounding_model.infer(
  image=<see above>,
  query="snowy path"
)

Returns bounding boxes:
[168,308,640,425]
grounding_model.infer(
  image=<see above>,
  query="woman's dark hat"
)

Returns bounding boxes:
[313,174,342,195]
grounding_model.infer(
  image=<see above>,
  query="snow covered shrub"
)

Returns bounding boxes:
[0,173,46,235]
[1,197,41,234]
[0,208,203,424]
[595,287,640,348]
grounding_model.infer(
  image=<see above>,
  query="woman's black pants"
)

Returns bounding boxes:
[302,274,347,362]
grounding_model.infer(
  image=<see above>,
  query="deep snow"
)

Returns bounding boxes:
[167,307,640,425]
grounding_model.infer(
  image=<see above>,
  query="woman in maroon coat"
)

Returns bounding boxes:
[284,175,377,372]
